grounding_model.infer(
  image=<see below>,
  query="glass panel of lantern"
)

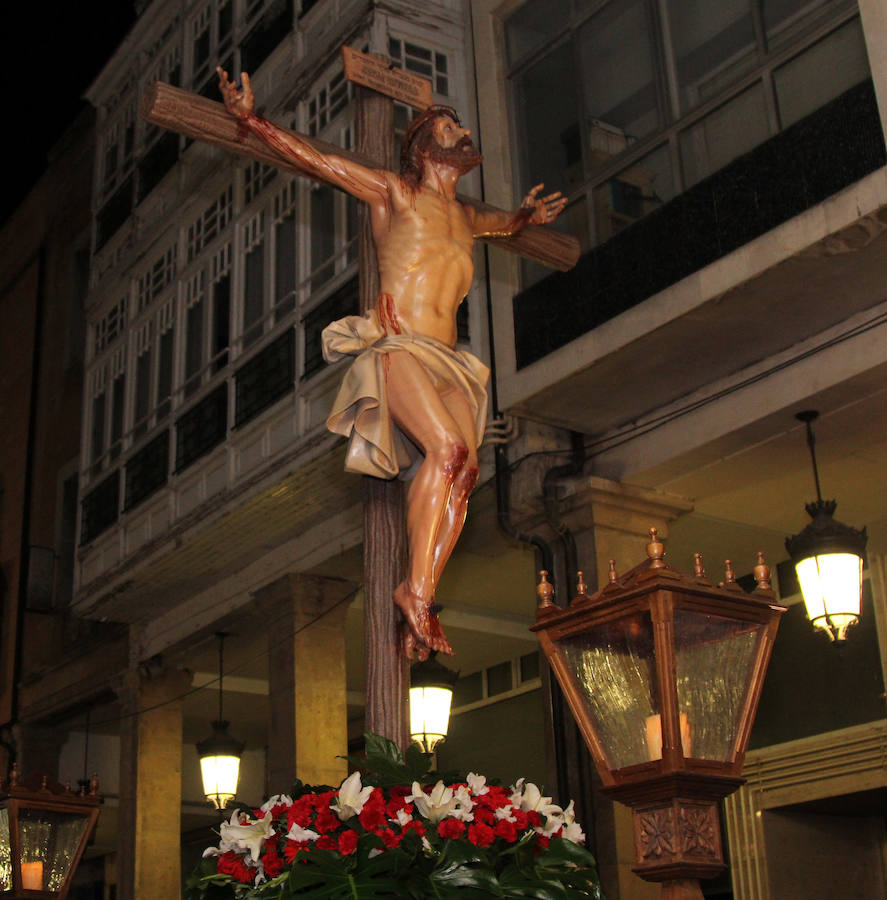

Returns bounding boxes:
[672,610,765,762]
[554,610,661,769]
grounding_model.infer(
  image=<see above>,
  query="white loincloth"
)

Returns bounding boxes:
[321,310,489,480]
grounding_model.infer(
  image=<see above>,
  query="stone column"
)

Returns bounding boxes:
[559,475,694,900]
[253,573,355,790]
[115,663,192,900]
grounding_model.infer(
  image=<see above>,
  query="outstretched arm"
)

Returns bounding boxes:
[467,183,568,238]
[218,68,390,206]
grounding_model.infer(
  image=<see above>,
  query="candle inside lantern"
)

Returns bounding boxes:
[21,861,43,890]
[644,713,692,760]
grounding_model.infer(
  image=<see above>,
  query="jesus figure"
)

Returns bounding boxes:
[218,68,567,659]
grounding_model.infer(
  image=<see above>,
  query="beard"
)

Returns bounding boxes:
[426,135,483,174]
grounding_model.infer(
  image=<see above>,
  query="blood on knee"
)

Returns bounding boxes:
[440,443,469,481]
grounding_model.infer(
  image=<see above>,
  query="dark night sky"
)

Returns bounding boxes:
[4,1,137,225]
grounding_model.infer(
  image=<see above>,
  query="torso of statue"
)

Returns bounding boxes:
[371,178,474,347]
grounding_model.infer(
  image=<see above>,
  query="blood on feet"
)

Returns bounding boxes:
[394,582,453,658]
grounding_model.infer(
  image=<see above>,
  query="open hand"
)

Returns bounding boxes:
[522,183,568,226]
[217,67,254,119]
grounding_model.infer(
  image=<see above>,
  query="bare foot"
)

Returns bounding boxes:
[399,622,431,661]
[394,582,453,656]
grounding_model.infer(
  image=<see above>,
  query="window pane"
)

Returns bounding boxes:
[774,17,869,128]
[213,275,231,370]
[505,0,570,67]
[310,186,336,290]
[134,351,151,438]
[157,328,174,419]
[512,42,582,193]
[110,374,125,459]
[763,0,831,47]
[487,661,512,697]
[243,242,265,347]
[91,392,106,466]
[592,143,675,244]
[185,297,205,394]
[275,212,296,318]
[578,0,662,160]
[679,82,769,188]
[666,0,757,110]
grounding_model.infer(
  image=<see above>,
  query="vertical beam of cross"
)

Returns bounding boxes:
[354,85,410,749]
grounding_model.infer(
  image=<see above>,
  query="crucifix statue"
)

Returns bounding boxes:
[141,57,577,728]
[215,66,567,661]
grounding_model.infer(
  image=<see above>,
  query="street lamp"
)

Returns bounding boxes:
[409,653,458,755]
[785,410,867,643]
[533,530,785,900]
[197,633,244,809]
[0,768,100,898]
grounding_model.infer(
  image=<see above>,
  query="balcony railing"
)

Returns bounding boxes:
[513,79,887,368]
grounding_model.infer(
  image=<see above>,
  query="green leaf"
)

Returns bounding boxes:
[535,837,598,871]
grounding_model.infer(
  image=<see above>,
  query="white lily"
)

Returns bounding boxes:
[408,780,474,824]
[495,804,517,823]
[466,773,489,796]
[561,800,586,844]
[334,771,374,821]
[219,810,274,862]
[394,807,413,828]
[287,822,320,843]
[261,793,292,812]
[512,780,563,819]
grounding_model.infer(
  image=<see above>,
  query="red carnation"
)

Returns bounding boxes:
[473,807,495,826]
[376,827,401,849]
[217,851,256,884]
[527,811,542,828]
[283,840,305,863]
[535,834,550,851]
[316,835,338,851]
[437,818,466,840]
[401,819,426,838]
[262,843,285,878]
[359,793,387,831]
[494,819,518,843]
[311,790,336,809]
[287,797,314,829]
[338,830,359,856]
[511,809,529,831]
[467,823,495,848]
[314,807,340,834]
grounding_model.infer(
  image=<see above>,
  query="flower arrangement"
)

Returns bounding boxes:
[187,733,602,899]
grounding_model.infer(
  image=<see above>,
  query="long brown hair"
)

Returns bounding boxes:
[399,104,461,189]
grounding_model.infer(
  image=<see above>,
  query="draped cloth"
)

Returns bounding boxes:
[321,308,489,480]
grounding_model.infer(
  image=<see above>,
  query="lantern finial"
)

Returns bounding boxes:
[608,559,618,584]
[724,560,736,584]
[573,571,588,604]
[646,528,665,567]
[694,553,705,578]
[753,552,772,592]
[537,570,555,608]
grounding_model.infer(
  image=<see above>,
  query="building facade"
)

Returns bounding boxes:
[9,0,886,897]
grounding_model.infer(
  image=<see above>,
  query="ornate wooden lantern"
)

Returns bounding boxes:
[0,768,100,898]
[533,530,785,900]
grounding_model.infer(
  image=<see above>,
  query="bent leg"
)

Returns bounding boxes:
[385,351,473,654]
[432,386,479,585]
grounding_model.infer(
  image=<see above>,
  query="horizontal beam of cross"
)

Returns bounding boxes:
[140,82,580,272]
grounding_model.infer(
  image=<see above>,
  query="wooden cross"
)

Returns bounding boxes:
[141,51,579,750]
